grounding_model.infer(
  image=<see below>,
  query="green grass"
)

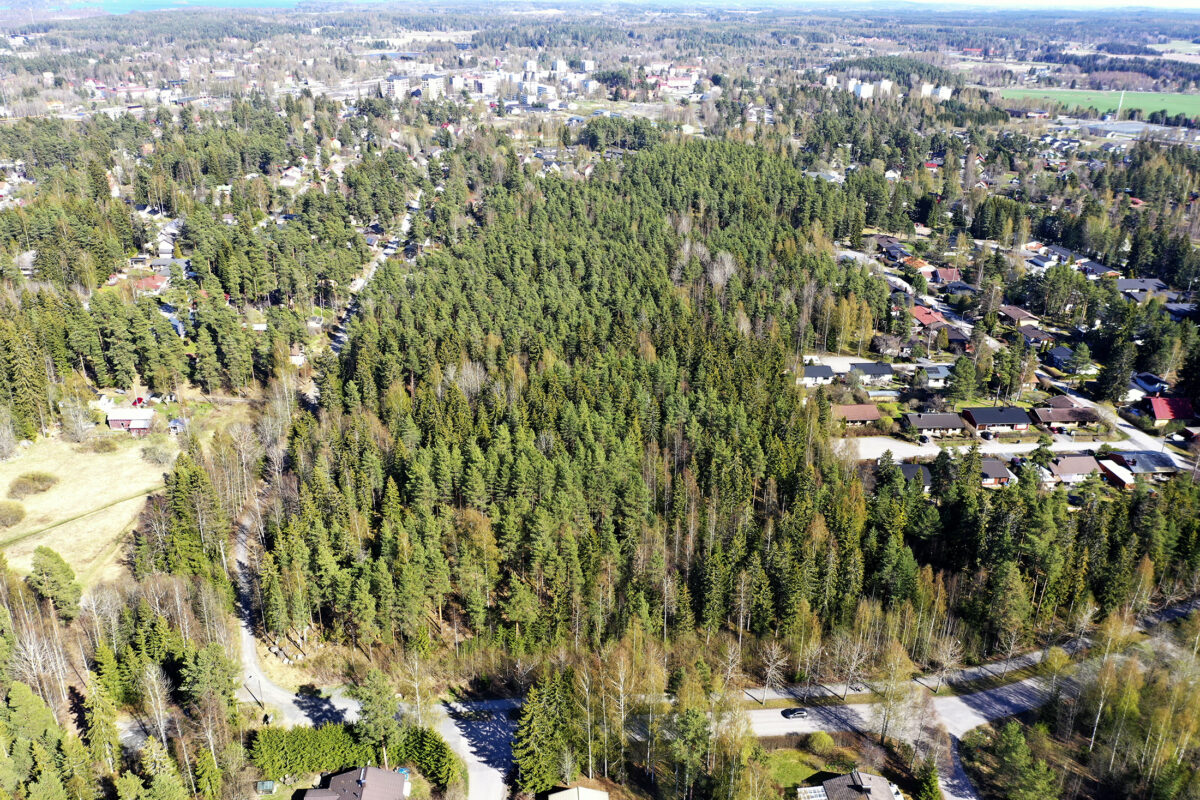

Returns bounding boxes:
[765,749,821,790]
[998,88,1200,118]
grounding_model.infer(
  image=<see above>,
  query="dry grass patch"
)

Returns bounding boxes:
[0,435,176,583]
[0,501,25,528]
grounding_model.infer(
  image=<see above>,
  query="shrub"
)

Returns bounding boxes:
[0,500,25,528]
[88,437,119,453]
[141,444,174,465]
[8,471,59,499]
[808,730,835,757]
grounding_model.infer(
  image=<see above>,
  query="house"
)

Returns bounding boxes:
[963,406,1031,432]
[1165,303,1196,322]
[918,363,952,389]
[1044,394,1082,409]
[834,404,881,426]
[944,281,980,298]
[106,407,155,435]
[548,789,609,800]
[1026,254,1055,272]
[1044,455,1101,485]
[848,362,894,386]
[796,770,903,800]
[932,267,962,284]
[133,275,168,295]
[1099,458,1138,490]
[928,322,971,351]
[302,767,410,800]
[168,418,188,435]
[1110,450,1178,477]
[1046,345,1076,371]
[799,364,835,387]
[1046,244,1075,262]
[903,412,967,436]
[1147,397,1195,427]
[1134,372,1170,395]
[1033,406,1099,428]
[899,463,932,492]
[981,457,1015,487]
[1021,328,1055,347]
[909,306,945,328]
[1078,261,1119,280]
[999,305,1039,327]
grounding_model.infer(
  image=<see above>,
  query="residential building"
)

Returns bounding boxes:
[963,406,1032,432]
[918,363,952,389]
[548,789,608,800]
[848,362,894,386]
[899,463,932,492]
[981,458,1015,487]
[909,306,945,328]
[1043,455,1101,485]
[797,770,903,800]
[1046,345,1075,371]
[798,364,835,387]
[1109,450,1178,477]
[1032,406,1099,428]
[998,305,1039,327]
[1134,372,1170,395]
[302,768,410,800]
[903,412,967,436]
[1146,397,1195,427]
[833,404,881,426]
[106,407,155,435]
[1021,328,1055,347]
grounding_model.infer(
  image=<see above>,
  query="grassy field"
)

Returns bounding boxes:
[999,88,1200,118]
[0,435,175,585]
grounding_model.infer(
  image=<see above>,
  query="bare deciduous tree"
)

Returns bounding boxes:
[759,640,788,705]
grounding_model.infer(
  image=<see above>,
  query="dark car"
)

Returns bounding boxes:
[781,708,809,719]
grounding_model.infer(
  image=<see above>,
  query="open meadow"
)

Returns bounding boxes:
[999,87,1200,118]
[0,435,175,585]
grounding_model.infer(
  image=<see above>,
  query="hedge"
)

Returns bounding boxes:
[250,723,465,792]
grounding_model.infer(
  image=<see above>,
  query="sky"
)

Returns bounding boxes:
[11,0,1200,14]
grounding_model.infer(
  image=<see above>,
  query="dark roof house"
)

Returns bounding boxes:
[903,412,966,434]
[963,406,1032,430]
[303,768,409,800]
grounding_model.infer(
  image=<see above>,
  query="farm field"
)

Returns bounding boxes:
[998,87,1200,118]
[0,435,175,585]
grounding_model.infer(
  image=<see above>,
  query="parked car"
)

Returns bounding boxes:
[781,708,809,719]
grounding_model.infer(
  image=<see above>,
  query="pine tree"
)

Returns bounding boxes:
[194,747,221,800]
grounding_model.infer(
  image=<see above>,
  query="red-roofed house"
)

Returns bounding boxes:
[910,306,945,328]
[133,275,168,295]
[1147,397,1195,427]
[932,267,961,284]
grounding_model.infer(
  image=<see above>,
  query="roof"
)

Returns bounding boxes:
[834,404,881,422]
[1116,278,1167,293]
[1034,406,1098,424]
[1114,451,1178,474]
[1044,394,1081,409]
[981,458,1012,480]
[900,463,932,486]
[964,406,1031,426]
[1049,455,1100,477]
[849,362,894,377]
[1047,345,1074,363]
[312,768,408,800]
[904,412,965,430]
[822,770,898,800]
[909,306,945,327]
[999,304,1038,322]
[802,364,835,378]
[1022,328,1055,343]
[547,789,610,800]
[1148,397,1193,421]
[923,364,952,380]
[933,267,962,282]
[107,407,156,422]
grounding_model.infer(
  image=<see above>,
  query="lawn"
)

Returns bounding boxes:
[998,88,1200,118]
[0,435,176,585]
[765,749,822,791]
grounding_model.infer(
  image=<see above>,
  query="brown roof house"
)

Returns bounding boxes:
[999,305,1039,327]
[304,768,410,800]
[796,770,903,800]
[834,404,882,427]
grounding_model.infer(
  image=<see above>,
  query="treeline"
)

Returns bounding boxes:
[826,56,960,88]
